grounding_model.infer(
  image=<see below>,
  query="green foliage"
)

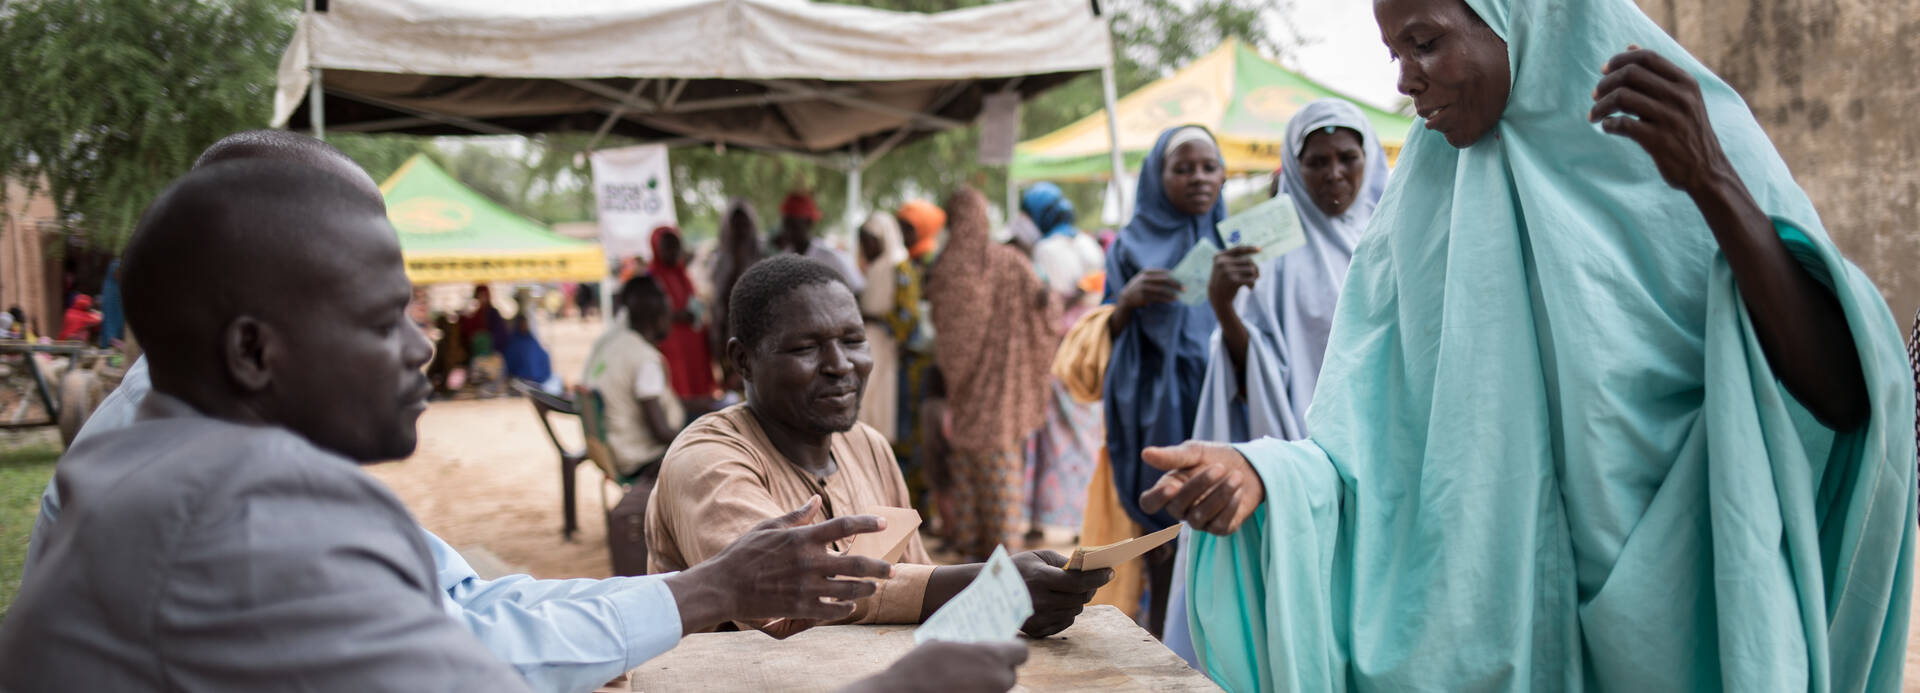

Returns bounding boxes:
[0,441,60,618]
[329,134,431,184]
[0,0,297,251]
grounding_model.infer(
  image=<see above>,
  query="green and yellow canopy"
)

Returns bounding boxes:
[1012,40,1415,182]
[379,154,605,284]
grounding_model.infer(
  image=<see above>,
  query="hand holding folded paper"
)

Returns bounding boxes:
[1064,524,1183,571]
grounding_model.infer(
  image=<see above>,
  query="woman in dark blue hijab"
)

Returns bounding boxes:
[1102,125,1233,634]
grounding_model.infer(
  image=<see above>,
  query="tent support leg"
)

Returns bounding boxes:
[844,145,863,250]
[309,67,325,140]
[1100,62,1126,218]
[1006,167,1018,228]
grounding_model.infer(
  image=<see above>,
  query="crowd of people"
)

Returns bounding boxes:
[0,282,125,346]
[589,183,1113,573]
[6,0,1920,691]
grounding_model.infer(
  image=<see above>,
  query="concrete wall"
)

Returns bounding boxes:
[1637,0,1920,322]
[2,178,58,336]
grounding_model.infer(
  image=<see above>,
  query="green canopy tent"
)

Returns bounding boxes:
[378,154,606,284]
[1012,39,1416,182]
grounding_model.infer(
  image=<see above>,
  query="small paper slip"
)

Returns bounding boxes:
[1218,194,1308,267]
[843,506,922,564]
[913,545,1033,645]
[1168,240,1220,305]
[1065,523,1182,571]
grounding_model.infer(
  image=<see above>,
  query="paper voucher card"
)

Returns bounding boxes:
[1219,193,1307,266]
[913,545,1033,645]
[1065,523,1182,571]
[1169,240,1220,305]
[844,506,922,564]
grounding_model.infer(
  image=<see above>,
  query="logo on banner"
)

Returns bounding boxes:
[1245,86,1317,126]
[589,144,678,260]
[598,176,667,215]
[389,197,472,234]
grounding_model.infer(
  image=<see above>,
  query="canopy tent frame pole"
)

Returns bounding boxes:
[844,142,863,252]
[581,79,655,153]
[1100,62,1126,219]
[580,84,853,118]
[332,91,522,137]
[858,81,971,167]
[305,0,323,140]
[750,80,967,131]
[996,78,1027,226]
[310,68,325,140]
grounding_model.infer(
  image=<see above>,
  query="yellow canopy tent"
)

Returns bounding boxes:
[379,154,606,284]
[1012,39,1415,181]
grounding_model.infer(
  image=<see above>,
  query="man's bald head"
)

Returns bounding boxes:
[124,159,432,462]
[194,129,382,203]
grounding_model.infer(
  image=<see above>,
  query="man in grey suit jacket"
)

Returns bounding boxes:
[0,159,976,692]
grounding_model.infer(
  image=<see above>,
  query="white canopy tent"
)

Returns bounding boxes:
[273,0,1131,232]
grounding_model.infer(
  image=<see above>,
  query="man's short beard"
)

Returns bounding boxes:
[802,414,859,438]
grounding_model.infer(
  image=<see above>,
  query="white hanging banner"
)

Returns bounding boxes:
[589,144,677,261]
[976,91,1021,166]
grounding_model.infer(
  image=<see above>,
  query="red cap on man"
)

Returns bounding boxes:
[780,191,822,222]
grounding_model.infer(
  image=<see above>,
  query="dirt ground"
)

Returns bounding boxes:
[363,317,1920,689]
[366,316,615,579]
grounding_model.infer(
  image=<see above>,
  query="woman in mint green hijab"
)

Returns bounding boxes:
[1142,0,1918,690]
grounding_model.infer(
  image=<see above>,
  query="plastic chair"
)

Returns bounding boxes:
[573,384,645,509]
[512,378,589,540]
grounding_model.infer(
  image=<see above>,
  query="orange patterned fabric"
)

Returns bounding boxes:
[898,200,946,259]
[925,188,1062,454]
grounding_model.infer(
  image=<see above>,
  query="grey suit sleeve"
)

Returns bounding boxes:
[153,461,535,693]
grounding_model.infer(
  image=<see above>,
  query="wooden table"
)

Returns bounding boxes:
[0,340,102,429]
[626,605,1220,692]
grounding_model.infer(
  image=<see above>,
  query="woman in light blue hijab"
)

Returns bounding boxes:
[1142,0,1917,690]
[1195,99,1389,443]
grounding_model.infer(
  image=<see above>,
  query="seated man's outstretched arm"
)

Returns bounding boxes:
[428,532,682,693]
[652,438,932,635]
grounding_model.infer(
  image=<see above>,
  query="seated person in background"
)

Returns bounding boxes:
[582,277,683,571]
[0,157,1030,693]
[583,278,684,483]
[462,284,509,354]
[429,311,470,393]
[57,294,102,342]
[7,306,31,340]
[502,313,561,394]
[647,255,1114,638]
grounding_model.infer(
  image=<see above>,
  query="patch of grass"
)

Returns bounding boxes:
[0,442,60,617]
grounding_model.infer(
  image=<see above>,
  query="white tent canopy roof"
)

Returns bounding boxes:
[273,0,1115,159]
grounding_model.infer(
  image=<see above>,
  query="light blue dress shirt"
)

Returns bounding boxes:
[24,356,684,693]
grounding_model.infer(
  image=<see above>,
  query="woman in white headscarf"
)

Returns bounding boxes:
[1195,99,1389,442]
[856,211,913,440]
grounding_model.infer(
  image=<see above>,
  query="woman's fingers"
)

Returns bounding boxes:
[1163,466,1226,518]
[1189,479,1240,529]
[1204,489,1242,535]
[1604,46,1693,87]
[1591,69,1683,123]
[1138,472,1190,515]
[1589,88,1681,130]
[1142,285,1181,303]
